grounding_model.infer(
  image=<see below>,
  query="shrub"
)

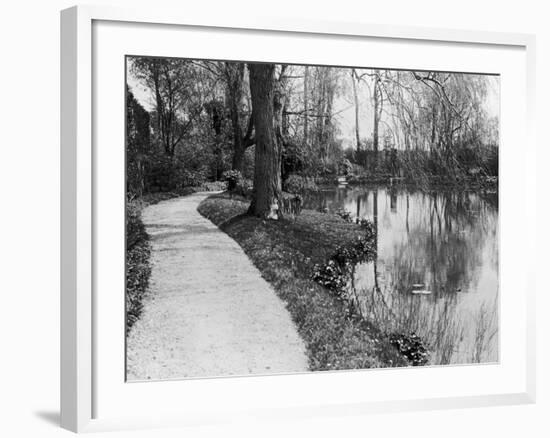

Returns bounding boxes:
[335,208,353,223]
[312,260,349,294]
[235,178,253,197]
[339,158,353,176]
[202,180,228,191]
[221,169,253,197]
[222,169,243,191]
[357,218,376,240]
[178,187,197,197]
[312,234,377,300]
[145,155,209,193]
[174,168,208,189]
[126,201,147,250]
[332,235,376,267]
[283,174,319,194]
[126,239,151,331]
[126,202,152,332]
[389,332,429,366]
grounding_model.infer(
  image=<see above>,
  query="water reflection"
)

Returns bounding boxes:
[304,186,499,365]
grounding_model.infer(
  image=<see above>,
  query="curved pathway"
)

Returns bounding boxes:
[126,193,308,381]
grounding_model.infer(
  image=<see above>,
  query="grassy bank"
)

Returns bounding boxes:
[198,192,406,371]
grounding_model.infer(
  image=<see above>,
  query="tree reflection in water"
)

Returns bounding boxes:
[304,186,499,365]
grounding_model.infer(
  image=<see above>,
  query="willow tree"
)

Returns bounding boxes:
[372,70,383,167]
[248,63,282,219]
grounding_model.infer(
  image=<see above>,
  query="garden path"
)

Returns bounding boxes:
[126,193,308,380]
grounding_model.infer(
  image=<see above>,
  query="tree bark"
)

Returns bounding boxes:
[248,63,282,219]
[224,63,246,172]
[208,103,224,180]
[351,69,361,150]
[230,110,245,172]
[303,66,309,147]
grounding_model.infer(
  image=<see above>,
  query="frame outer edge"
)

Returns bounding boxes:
[60,4,536,431]
[524,34,537,404]
[78,4,531,47]
[60,6,78,432]
[61,5,93,432]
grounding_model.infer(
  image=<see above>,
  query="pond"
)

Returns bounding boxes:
[304,185,499,365]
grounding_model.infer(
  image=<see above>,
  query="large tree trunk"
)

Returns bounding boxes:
[224,62,255,173]
[230,105,245,172]
[351,69,361,150]
[275,68,288,183]
[225,63,246,172]
[209,104,224,180]
[248,63,282,220]
[303,66,309,148]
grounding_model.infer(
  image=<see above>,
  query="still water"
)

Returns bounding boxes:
[304,185,499,365]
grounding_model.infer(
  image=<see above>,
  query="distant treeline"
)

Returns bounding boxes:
[126,58,499,208]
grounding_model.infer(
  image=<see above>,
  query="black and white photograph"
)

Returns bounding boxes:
[125,56,499,381]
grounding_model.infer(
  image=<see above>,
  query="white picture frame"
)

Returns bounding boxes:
[60,4,537,433]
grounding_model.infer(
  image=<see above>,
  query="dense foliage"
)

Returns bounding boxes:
[389,333,429,366]
[282,174,319,194]
[312,232,376,299]
[126,202,152,331]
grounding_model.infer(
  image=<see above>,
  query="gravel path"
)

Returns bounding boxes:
[126,193,308,381]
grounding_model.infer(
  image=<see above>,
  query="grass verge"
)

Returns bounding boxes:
[198,192,406,371]
[126,202,152,332]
